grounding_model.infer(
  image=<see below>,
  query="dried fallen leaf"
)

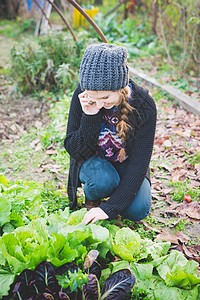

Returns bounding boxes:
[175,231,189,243]
[35,143,42,152]
[30,137,40,148]
[140,220,161,233]
[10,124,17,131]
[168,218,182,228]
[45,149,57,155]
[35,120,42,128]
[185,201,200,220]
[155,230,179,244]
[165,201,200,220]
[40,163,62,173]
[162,187,174,196]
[170,169,187,182]
[47,143,56,150]
[165,194,172,205]
[182,244,200,263]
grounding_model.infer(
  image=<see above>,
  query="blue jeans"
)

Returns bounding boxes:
[79,156,151,221]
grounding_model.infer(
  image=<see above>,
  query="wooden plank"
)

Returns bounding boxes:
[129,67,200,116]
[162,84,200,116]
[129,67,162,88]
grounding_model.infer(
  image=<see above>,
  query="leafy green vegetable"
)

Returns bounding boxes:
[112,227,141,261]
[0,219,49,274]
[156,251,200,289]
[153,282,200,300]
[0,174,9,192]
[0,196,11,227]
[9,211,25,228]
[57,269,89,291]
[48,207,70,225]
[110,250,200,299]
[0,176,200,299]
[112,244,135,262]
[0,269,15,298]
[139,239,170,261]
[66,208,87,225]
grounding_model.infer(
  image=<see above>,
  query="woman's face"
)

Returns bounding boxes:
[85,90,121,110]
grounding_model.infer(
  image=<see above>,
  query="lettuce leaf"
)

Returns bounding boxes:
[139,238,171,261]
[48,207,70,225]
[0,219,49,273]
[88,224,113,258]
[0,174,9,192]
[156,251,200,289]
[67,208,87,225]
[0,196,11,227]
[152,278,200,300]
[112,227,141,260]
[111,251,200,299]
[0,268,15,298]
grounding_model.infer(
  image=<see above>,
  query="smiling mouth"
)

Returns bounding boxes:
[104,104,113,107]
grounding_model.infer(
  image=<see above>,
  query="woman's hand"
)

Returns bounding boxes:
[83,207,109,225]
[78,91,99,115]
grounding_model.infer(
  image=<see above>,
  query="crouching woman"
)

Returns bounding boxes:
[64,43,157,225]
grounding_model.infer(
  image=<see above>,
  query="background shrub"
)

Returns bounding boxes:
[10,31,87,94]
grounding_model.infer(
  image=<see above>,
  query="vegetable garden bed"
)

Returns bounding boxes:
[0,16,200,299]
[1,177,200,299]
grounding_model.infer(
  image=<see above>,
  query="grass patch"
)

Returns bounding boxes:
[121,218,157,240]
[169,179,200,202]
[0,131,45,176]
[185,151,200,166]
[0,18,36,37]
[174,218,188,233]
[40,181,69,212]
[0,92,71,183]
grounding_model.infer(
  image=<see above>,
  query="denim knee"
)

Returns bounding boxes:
[79,156,120,201]
[121,178,151,221]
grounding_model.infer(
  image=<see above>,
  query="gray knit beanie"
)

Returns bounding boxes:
[79,43,129,91]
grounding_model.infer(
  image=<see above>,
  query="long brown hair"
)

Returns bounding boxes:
[116,86,134,162]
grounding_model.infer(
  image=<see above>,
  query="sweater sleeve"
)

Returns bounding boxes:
[99,94,157,220]
[64,84,102,161]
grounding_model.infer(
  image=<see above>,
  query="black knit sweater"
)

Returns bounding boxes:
[64,79,157,220]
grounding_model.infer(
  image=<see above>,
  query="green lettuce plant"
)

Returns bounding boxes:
[0,180,200,299]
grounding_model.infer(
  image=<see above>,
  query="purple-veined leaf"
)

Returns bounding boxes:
[34,261,59,293]
[11,269,37,299]
[55,262,78,276]
[13,269,35,286]
[88,261,101,280]
[34,292,55,299]
[83,274,99,300]
[101,269,135,300]
[58,291,70,299]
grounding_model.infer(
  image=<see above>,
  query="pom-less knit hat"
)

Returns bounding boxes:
[79,43,129,91]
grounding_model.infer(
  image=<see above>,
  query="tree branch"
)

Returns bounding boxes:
[33,0,52,27]
[158,4,174,68]
[46,0,77,41]
[184,26,197,72]
[104,0,125,18]
[67,0,108,43]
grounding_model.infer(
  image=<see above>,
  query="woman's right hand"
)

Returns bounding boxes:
[78,91,99,115]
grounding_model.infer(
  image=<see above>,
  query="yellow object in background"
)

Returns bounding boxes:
[73,6,99,28]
